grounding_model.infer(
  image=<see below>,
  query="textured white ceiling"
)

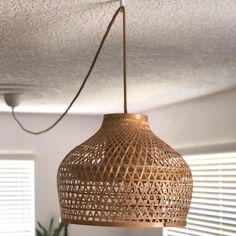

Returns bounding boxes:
[0,0,236,114]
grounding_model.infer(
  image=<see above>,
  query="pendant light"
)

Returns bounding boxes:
[57,4,193,228]
[5,1,193,228]
[57,113,192,227]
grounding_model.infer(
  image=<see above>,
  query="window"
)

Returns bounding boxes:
[0,157,35,236]
[165,152,236,236]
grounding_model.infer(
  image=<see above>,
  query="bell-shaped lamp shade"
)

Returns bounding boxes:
[57,113,192,227]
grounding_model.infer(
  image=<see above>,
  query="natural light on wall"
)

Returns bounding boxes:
[165,152,236,236]
[0,158,35,236]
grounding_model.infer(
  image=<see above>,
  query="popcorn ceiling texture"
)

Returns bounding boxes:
[0,0,236,113]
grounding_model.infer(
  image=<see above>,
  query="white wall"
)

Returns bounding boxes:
[0,87,235,236]
[147,88,236,152]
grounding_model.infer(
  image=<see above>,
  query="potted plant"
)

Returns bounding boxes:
[36,218,68,236]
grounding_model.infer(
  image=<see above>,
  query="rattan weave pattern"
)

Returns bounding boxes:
[57,113,192,227]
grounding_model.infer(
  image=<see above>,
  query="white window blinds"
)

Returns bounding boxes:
[165,152,236,236]
[0,159,35,236]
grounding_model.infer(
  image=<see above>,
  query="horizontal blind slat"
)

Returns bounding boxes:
[188,214,236,226]
[189,208,236,219]
[187,219,236,231]
[192,171,236,176]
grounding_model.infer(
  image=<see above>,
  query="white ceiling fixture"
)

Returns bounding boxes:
[0,0,236,114]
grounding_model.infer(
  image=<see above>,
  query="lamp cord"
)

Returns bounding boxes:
[11,6,128,135]
[122,7,128,113]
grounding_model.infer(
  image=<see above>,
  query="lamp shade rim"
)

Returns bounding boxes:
[60,218,186,228]
[104,113,148,121]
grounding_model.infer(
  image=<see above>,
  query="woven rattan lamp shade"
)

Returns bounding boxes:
[57,113,192,227]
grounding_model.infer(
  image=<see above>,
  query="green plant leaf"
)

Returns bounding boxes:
[49,218,54,236]
[36,229,42,236]
[36,219,67,236]
[63,224,68,236]
[55,223,66,236]
[37,221,48,236]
